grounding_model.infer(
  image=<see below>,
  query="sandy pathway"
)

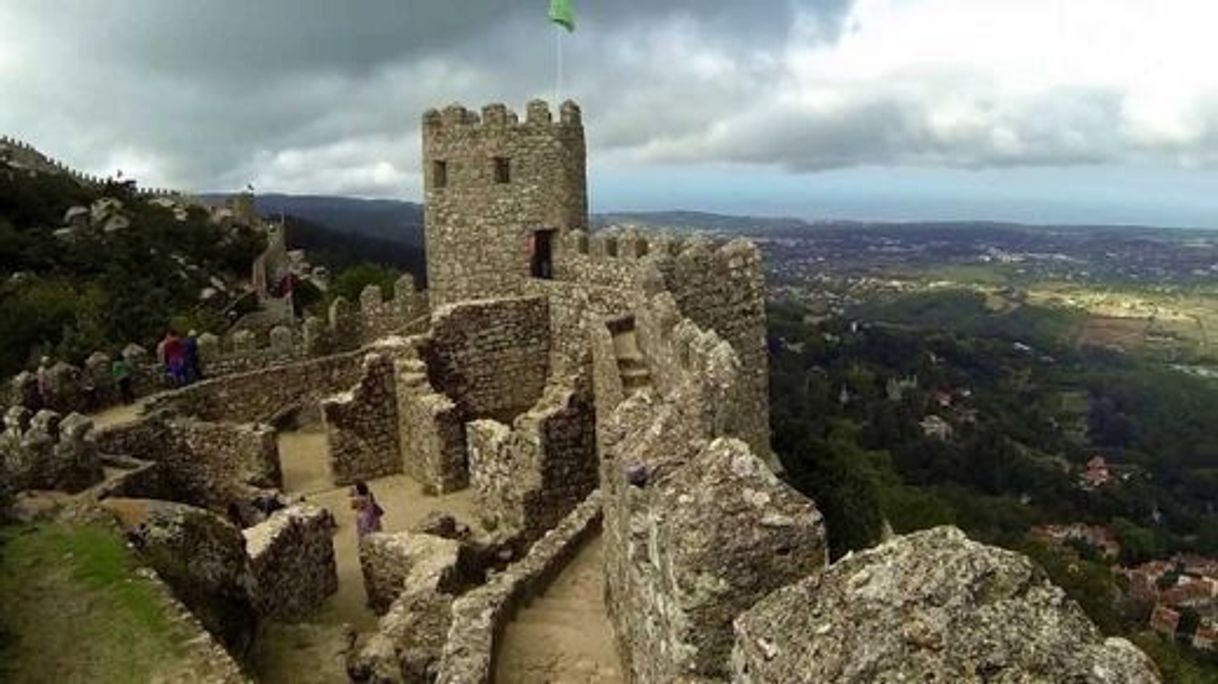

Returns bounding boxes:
[250,429,482,682]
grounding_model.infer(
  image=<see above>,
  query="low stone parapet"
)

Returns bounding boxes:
[434,491,602,684]
[243,503,338,620]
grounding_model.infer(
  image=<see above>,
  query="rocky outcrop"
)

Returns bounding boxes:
[733,526,1162,683]
[101,498,259,658]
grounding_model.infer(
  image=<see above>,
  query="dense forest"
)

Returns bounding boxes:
[0,172,265,379]
[768,290,1218,680]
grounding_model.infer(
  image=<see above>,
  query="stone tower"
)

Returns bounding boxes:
[422,100,587,307]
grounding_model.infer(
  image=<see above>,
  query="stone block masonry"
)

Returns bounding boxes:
[95,413,281,514]
[425,296,551,421]
[396,356,468,494]
[244,503,338,620]
[602,433,826,682]
[467,374,597,540]
[423,100,587,307]
[323,352,403,486]
[147,347,367,425]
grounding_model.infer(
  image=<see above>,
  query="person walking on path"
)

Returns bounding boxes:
[351,481,384,539]
[184,330,202,385]
[111,356,135,404]
[161,330,186,387]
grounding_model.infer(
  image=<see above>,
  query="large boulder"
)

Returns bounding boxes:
[733,526,1161,683]
[102,498,258,657]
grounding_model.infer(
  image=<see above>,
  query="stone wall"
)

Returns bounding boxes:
[425,296,550,420]
[660,238,770,461]
[244,504,338,620]
[95,414,281,513]
[358,277,430,343]
[423,100,587,307]
[146,348,367,424]
[434,492,602,684]
[396,357,468,494]
[602,431,826,682]
[466,373,597,540]
[323,352,402,486]
[1,408,103,493]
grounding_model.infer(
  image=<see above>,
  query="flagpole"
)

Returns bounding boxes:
[556,26,563,103]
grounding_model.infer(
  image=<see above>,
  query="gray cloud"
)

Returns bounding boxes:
[1,0,1214,199]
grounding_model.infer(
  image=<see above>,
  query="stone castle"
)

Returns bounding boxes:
[0,102,1162,683]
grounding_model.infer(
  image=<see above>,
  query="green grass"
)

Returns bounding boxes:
[0,522,199,683]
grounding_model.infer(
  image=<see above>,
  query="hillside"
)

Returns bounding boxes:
[0,158,265,379]
[201,194,424,248]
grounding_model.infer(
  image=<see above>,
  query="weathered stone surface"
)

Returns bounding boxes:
[102,498,258,657]
[1,409,103,493]
[435,491,602,684]
[467,373,597,540]
[323,352,402,485]
[733,526,1162,684]
[358,531,469,615]
[424,100,587,308]
[426,296,551,420]
[244,503,338,619]
[96,414,280,514]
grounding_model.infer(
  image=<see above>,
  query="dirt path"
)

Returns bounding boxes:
[495,534,623,684]
[250,429,482,683]
[88,399,147,430]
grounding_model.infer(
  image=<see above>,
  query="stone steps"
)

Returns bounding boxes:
[612,329,652,394]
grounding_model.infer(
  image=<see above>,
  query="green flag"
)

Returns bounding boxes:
[549,0,575,32]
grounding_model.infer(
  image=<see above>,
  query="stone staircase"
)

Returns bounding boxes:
[612,328,651,395]
[495,535,623,683]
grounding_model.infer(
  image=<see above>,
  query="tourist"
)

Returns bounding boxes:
[111,355,135,404]
[161,329,185,387]
[183,330,202,384]
[351,481,384,539]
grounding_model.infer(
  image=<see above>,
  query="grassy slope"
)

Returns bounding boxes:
[0,523,201,683]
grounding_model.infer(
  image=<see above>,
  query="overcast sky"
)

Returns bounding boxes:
[3,0,1218,227]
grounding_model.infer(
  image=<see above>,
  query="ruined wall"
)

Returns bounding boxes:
[244,504,338,620]
[423,100,587,307]
[435,492,602,684]
[425,296,550,420]
[95,414,281,513]
[396,357,468,494]
[323,352,402,486]
[466,374,597,540]
[146,348,366,424]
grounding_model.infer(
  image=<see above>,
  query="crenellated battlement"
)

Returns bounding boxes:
[2,134,183,197]
[422,99,582,135]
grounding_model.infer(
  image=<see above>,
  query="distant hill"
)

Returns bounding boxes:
[200,194,424,248]
[280,214,426,284]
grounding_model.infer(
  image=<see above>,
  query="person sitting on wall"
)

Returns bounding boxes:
[351,481,384,540]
